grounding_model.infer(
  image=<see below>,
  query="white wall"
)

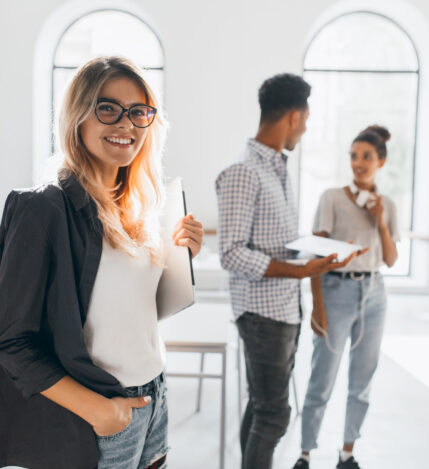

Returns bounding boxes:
[0,0,345,224]
[1,0,429,255]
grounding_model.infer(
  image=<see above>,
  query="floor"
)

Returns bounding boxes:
[164,293,429,469]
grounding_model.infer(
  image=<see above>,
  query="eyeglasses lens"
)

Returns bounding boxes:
[129,106,155,127]
[95,102,155,128]
[96,102,122,124]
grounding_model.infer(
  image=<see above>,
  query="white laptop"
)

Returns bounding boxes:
[156,178,195,320]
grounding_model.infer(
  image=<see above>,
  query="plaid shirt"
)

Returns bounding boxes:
[215,138,301,324]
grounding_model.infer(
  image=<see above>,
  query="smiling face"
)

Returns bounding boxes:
[350,141,385,187]
[80,76,150,186]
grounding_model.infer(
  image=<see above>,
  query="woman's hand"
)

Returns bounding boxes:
[92,395,151,437]
[367,194,386,228]
[310,275,328,337]
[311,306,328,337]
[172,214,203,258]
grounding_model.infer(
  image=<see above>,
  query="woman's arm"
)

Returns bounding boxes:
[367,195,398,267]
[0,192,150,436]
[378,223,398,267]
[310,275,328,336]
[310,231,328,335]
[0,192,66,398]
[41,376,150,436]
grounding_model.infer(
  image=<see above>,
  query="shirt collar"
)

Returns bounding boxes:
[58,168,93,212]
[247,138,288,175]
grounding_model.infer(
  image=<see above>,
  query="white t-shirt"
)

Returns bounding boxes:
[313,188,400,272]
[83,240,165,387]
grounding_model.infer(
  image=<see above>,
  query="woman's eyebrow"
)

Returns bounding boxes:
[98,97,147,107]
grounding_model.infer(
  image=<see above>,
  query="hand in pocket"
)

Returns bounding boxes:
[93,395,151,437]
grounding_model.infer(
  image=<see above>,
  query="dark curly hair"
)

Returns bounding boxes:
[258,73,311,123]
[353,125,391,159]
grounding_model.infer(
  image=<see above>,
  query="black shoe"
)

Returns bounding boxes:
[292,458,309,469]
[336,455,361,468]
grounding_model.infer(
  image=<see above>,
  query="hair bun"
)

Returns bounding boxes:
[361,125,391,143]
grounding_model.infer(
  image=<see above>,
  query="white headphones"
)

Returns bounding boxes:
[349,182,376,209]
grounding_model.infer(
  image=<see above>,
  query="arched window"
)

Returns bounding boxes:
[300,11,419,277]
[51,9,164,153]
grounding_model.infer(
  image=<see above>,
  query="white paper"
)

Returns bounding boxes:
[286,235,363,262]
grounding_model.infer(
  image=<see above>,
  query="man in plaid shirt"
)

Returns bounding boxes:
[216,74,355,469]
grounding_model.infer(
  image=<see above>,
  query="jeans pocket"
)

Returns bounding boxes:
[321,274,341,290]
[96,411,134,440]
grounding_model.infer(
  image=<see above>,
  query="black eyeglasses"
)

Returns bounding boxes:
[94,98,157,128]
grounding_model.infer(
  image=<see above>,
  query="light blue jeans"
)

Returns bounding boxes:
[301,273,386,451]
[97,372,169,469]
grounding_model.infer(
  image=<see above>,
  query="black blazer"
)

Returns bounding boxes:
[0,169,129,469]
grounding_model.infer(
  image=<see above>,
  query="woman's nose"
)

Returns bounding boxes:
[115,113,134,129]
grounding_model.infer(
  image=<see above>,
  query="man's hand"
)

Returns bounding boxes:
[303,251,357,278]
[264,246,369,279]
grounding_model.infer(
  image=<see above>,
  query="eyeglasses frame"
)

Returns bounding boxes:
[94,98,157,128]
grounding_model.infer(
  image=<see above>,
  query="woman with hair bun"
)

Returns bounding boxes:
[0,56,203,469]
[292,125,399,469]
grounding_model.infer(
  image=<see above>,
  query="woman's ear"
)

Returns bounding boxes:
[378,158,386,169]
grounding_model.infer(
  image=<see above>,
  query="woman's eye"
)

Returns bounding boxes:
[131,108,147,117]
[99,104,114,112]
[364,153,373,160]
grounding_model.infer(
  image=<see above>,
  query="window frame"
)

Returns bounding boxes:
[299,10,420,279]
[50,7,165,155]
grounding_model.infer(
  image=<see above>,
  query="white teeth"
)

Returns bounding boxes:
[106,137,132,145]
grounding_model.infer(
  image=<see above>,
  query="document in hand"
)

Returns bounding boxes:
[156,178,195,320]
[285,235,363,262]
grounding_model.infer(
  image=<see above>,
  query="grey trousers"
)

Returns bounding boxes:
[236,312,300,469]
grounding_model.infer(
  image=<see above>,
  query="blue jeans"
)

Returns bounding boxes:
[237,312,300,469]
[97,372,169,469]
[301,273,387,451]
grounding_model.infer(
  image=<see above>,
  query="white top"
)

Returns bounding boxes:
[83,240,165,387]
[313,188,400,272]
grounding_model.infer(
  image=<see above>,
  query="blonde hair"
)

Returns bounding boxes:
[58,56,166,260]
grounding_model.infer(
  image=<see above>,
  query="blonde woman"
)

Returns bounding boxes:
[0,56,203,469]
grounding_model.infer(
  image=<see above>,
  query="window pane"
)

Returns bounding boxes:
[300,71,418,276]
[141,69,164,104]
[55,10,163,68]
[52,11,164,155]
[305,13,418,71]
[52,68,76,153]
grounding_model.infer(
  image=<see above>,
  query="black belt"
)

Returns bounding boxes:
[327,271,375,280]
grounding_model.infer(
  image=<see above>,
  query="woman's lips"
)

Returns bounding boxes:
[104,136,134,147]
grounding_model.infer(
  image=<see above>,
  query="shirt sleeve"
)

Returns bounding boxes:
[312,189,335,235]
[215,165,271,281]
[0,191,66,399]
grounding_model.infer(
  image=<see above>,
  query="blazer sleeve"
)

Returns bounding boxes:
[0,191,66,399]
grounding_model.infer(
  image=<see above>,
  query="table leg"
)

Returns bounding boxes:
[196,352,205,412]
[220,349,226,469]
